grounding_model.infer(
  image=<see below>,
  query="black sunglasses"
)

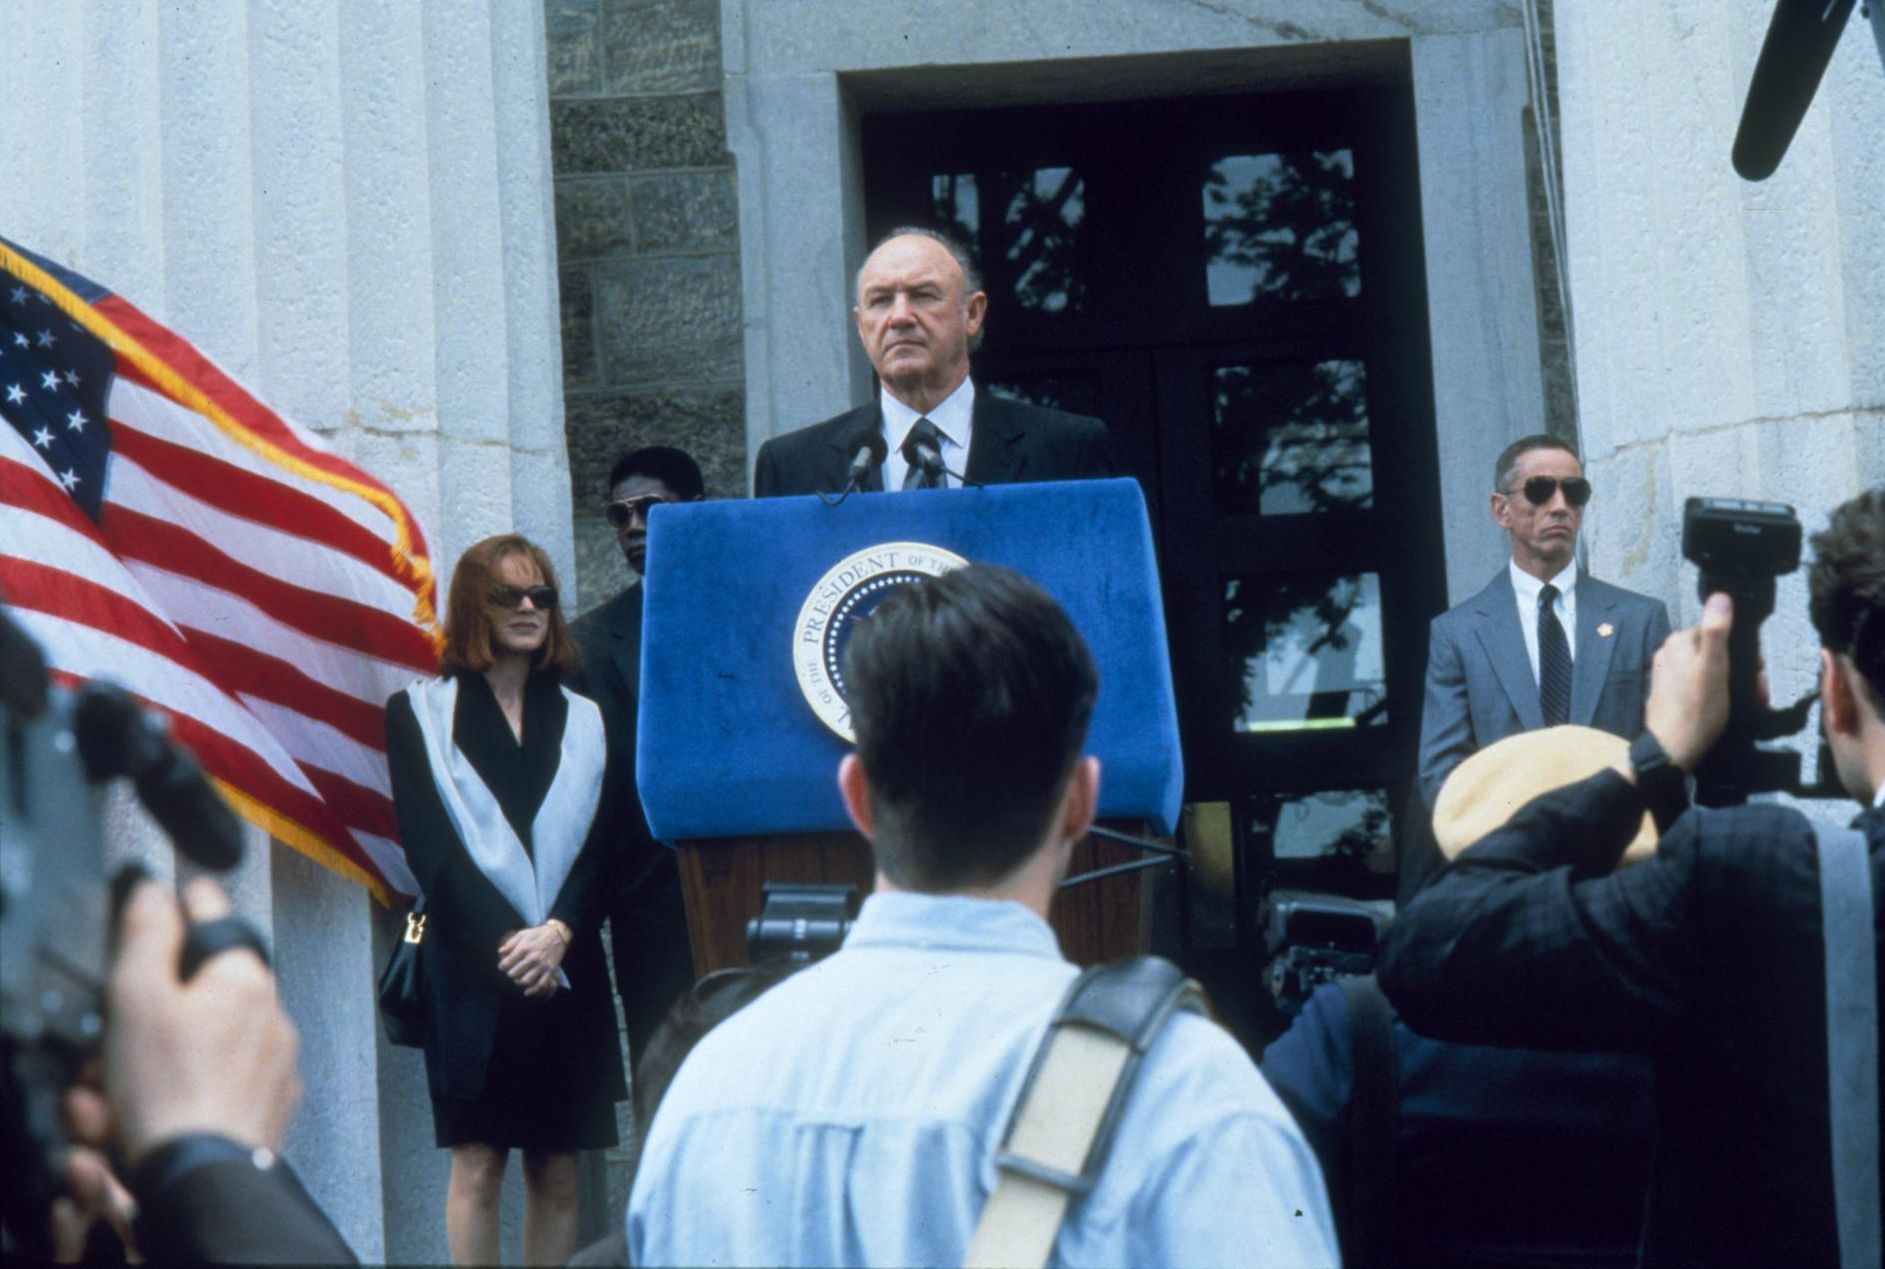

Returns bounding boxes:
[1514,476,1592,508]
[606,495,672,529]
[489,584,558,611]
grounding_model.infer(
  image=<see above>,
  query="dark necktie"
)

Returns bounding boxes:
[1538,582,1572,726]
[900,417,945,490]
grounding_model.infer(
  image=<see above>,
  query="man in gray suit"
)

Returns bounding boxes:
[572,445,704,1065]
[1417,435,1671,808]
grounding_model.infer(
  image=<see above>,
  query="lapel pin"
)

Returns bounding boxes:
[1597,622,1615,638]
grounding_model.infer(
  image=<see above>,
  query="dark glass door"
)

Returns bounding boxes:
[863,87,1445,911]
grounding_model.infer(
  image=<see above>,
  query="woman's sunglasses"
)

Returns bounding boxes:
[606,495,670,529]
[1513,476,1592,508]
[489,584,558,611]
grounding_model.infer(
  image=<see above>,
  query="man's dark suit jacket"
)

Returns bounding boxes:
[1419,570,1671,806]
[131,1143,356,1263]
[1379,771,1885,1267]
[752,391,1114,496]
[571,583,696,1062]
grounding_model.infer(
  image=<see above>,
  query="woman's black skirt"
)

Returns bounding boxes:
[431,986,620,1151]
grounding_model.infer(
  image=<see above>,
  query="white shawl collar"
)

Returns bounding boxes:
[406,676,605,983]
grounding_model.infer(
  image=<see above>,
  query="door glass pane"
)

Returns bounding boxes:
[1214,360,1372,515]
[1224,571,1386,732]
[1203,150,1359,304]
[930,173,982,259]
[1251,788,1392,864]
[994,167,1088,313]
[984,374,1102,417]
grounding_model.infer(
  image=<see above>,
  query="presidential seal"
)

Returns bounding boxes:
[794,541,968,741]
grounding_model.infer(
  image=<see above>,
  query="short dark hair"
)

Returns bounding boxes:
[1493,434,1579,491]
[1808,487,1885,704]
[608,446,703,501]
[439,534,579,678]
[841,564,1098,890]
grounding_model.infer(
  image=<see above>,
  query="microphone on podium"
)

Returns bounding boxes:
[900,430,948,490]
[820,430,888,505]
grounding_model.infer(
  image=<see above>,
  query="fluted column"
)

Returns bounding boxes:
[0,2,568,1258]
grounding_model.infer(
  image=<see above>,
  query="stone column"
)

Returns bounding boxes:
[1558,0,1885,772]
[1409,26,1551,603]
[0,1,573,1258]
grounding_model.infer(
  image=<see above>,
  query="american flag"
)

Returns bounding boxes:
[0,237,439,902]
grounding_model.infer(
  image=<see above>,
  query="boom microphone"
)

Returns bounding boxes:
[1733,0,1860,180]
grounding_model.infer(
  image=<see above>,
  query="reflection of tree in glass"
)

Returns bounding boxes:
[930,173,982,264]
[996,167,1087,313]
[1214,360,1372,515]
[1249,789,1391,862]
[1224,573,1384,726]
[1203,150,1359,305]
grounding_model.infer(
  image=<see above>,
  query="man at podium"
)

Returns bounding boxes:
[753,228,1115,496]
[627,565,1334,1268]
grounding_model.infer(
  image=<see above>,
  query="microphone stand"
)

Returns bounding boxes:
[1058,825,1190,890]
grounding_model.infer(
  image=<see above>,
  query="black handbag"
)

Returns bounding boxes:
[376,897,427,1049]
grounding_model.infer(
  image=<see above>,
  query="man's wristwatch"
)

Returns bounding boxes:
[1630,729,1689,831]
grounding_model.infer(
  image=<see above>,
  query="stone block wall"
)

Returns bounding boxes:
[545,0,746,615]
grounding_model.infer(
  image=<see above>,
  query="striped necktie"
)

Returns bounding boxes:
[1538,582,1572,726]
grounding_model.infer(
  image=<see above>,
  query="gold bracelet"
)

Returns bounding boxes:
[547,918,572,946]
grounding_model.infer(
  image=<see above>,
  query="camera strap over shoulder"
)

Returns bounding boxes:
[1813,819,1880,1267]
[963,956,1205,1269]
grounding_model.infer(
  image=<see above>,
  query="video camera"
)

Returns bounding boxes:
[0,605,243,1255]
[1680,497,1838,805]
[1258,889,1387,1015]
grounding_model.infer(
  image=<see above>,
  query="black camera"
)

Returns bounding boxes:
[1680,497,1834,804]
[1,606,244,1255]
[745,883,859,965]
[1258,889,1387,1014]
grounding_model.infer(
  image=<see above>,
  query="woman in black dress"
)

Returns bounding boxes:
[386,534,625,1265]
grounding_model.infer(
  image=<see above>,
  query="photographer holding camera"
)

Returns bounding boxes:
[75,876,354,1263]
[2,602,352,1263]
[1380,488,1884,1267]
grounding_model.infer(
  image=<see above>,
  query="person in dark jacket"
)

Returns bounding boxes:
[385,534,624,1266]
[1381,489,1885,1267]
[570,446,703,1072]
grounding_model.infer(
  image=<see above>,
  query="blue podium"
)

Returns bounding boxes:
[637,477,1183,971]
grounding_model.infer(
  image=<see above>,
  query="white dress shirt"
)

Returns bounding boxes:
[1509,558,1579,686]
[880,376,974,490]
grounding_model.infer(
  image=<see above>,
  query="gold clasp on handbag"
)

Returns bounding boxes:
[404,912,427,945]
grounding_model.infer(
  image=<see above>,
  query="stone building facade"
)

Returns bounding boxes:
[3,0,1878,1261]
[545,0,747,615]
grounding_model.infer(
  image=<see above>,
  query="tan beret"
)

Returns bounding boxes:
[1433,725,1657,866]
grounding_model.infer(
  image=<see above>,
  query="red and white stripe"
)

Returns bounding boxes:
[0,292,438,901]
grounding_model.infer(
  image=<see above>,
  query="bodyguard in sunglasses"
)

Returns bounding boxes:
[1416,435,1671,808]
[570,447,704,1092]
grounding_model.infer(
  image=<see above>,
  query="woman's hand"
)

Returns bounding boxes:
[497,921,570,999]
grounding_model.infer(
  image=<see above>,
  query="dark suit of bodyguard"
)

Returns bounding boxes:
[753,227,1114,497]
[571,447,703,1066]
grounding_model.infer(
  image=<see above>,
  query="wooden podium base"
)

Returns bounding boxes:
[676,820,1159,975]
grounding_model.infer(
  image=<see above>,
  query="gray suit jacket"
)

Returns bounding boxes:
[1417,568,1671,806]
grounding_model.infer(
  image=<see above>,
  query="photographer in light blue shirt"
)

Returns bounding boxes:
[628,564,1337,1268]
